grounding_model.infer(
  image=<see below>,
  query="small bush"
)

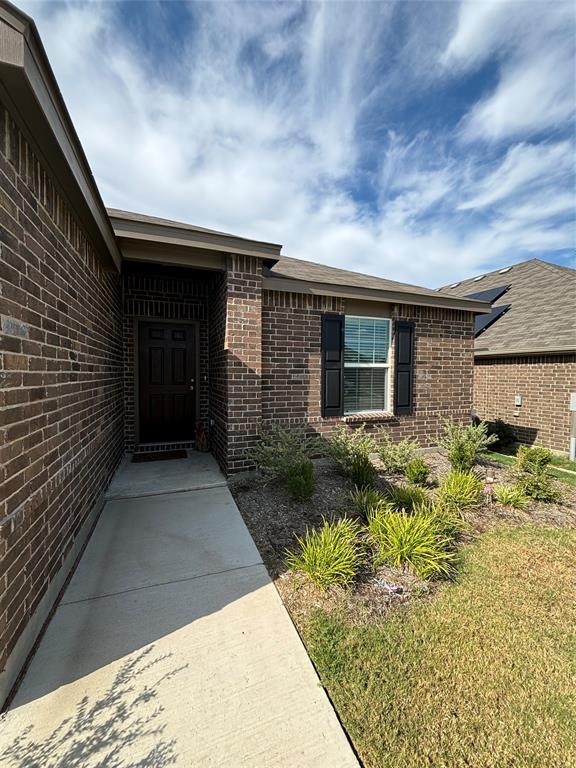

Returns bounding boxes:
[285,517,362,589]
[493,484,530,511]
[286,460,314,501]
[509,446,561,502]
[325,425,377,486]
[486,419,516,452]
[377,431,419,473]
[368,507,457,579]
[350,486,388,520]
[405,457,430,486]
[437,471,484,512]
[439,419,497,473]
[350,452,376,488]
[250,426,319,479]
[386,484,428,512]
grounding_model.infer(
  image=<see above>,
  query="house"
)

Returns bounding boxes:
[439,259,576,454]
[0,2,488,704]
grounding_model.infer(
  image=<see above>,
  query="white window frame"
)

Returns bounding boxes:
[343,315,391,414]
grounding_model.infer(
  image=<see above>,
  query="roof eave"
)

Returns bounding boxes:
[0,1,121,271]
[263,275,491,313]
[475,345,576,357]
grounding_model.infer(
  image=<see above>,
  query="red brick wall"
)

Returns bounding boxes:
[122,264,213,451]
[0,99,123,687]
[261,292,475,446]
[474,354,576,452]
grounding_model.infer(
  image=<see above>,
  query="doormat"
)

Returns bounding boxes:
[132,450,187,463]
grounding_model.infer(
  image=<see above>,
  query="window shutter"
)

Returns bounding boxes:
[394,320,415,415]
[321,313,344,417]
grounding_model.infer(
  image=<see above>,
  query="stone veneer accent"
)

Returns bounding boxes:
[0,98,124,699]
[474,354,576,453]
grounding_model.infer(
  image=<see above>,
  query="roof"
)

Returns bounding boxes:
[265,255,490,313]
[439,259,576,356]
[0,0,121,270]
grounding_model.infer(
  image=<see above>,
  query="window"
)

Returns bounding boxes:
[343,316,391,413]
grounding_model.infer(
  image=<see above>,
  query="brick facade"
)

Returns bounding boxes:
[474,354,576,453]
[261,291,476,448]
[0,99,124,693]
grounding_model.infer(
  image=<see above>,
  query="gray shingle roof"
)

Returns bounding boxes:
[439,259,576,355]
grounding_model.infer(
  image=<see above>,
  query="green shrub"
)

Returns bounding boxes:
[285,517,362,589]
[350,486,388,520]
[486,419,516,452]
[493,484,530,511]
[250,426,319,479]
[377,431,419,473]
[368,507,457,579]
[386,484,428,512]
[350,452,376,488]
[405,457,430,486]
[286,460,314,501]
[509,446,561,502]
[439,418,497,473]
[325,425,377,486]
[437,471,484,512]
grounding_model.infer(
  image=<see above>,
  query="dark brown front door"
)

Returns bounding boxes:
[138,322,196,443]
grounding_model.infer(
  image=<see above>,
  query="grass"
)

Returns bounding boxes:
[303,527,576,768]
[485,450,576,488]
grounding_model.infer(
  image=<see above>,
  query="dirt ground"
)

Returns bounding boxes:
[229,451,576,626]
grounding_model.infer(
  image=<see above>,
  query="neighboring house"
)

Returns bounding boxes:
[0,3,488,704]
[439,259,576,454]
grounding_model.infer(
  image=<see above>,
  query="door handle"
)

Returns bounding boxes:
[190,378,195,391]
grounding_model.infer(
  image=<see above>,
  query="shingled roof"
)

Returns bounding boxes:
[439,259,576,356]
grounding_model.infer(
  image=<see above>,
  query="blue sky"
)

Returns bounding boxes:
[21,0,576,286]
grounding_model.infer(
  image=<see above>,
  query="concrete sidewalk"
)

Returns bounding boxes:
[1,457,358,768]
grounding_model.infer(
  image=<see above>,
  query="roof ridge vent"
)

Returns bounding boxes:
[498,267,512,274]
[473,275,485,281]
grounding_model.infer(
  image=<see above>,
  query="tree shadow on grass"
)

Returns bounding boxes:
[0,645,187,768]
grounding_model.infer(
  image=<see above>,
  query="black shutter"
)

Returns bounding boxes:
[321,313,344,417]
[394,320,415,415]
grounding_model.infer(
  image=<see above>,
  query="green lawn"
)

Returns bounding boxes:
[484,450,576,488]
[303,527,576,768]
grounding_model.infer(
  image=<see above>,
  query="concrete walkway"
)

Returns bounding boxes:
[1,454,358,768]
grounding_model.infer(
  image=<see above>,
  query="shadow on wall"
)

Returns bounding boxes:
[0,645,186,768]
[511,425,539,447]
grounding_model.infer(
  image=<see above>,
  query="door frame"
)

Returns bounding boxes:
[134,318,201,446]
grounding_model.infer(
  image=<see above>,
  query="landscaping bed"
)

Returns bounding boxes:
[229,426,576,767]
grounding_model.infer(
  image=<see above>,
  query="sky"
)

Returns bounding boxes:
[20,0,576,287]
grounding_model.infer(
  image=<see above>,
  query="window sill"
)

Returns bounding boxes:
[341,411,395,423]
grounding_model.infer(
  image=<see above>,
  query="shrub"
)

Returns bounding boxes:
[250,426,319,479]
[285,517,362,589]
[439,418,497,473]
[368,507,457,579]
[405,457,430,486]
[350,486,388,520]
[325,425,377,486]
[437,471,484,512]
[493,484,530,511]
[509,447,560,503]
[486,419,516,452]
[286,460,314,501]
[377,431,419,473]
[386,484,428,512]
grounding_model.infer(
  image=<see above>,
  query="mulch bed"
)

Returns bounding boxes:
[229,451,576,626]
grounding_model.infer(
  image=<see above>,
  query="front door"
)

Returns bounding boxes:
[138,322,196,443]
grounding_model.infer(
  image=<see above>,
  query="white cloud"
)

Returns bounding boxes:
[18,0,576,288]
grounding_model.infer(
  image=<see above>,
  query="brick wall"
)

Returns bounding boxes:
[261,292,475,445]
[225,255,262,473]
[474,354,576,452]
[123,264,213,451]
[0,98,123,692]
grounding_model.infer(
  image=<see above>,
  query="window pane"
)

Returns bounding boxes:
[344,317,390,364]
[344,368,387,412]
